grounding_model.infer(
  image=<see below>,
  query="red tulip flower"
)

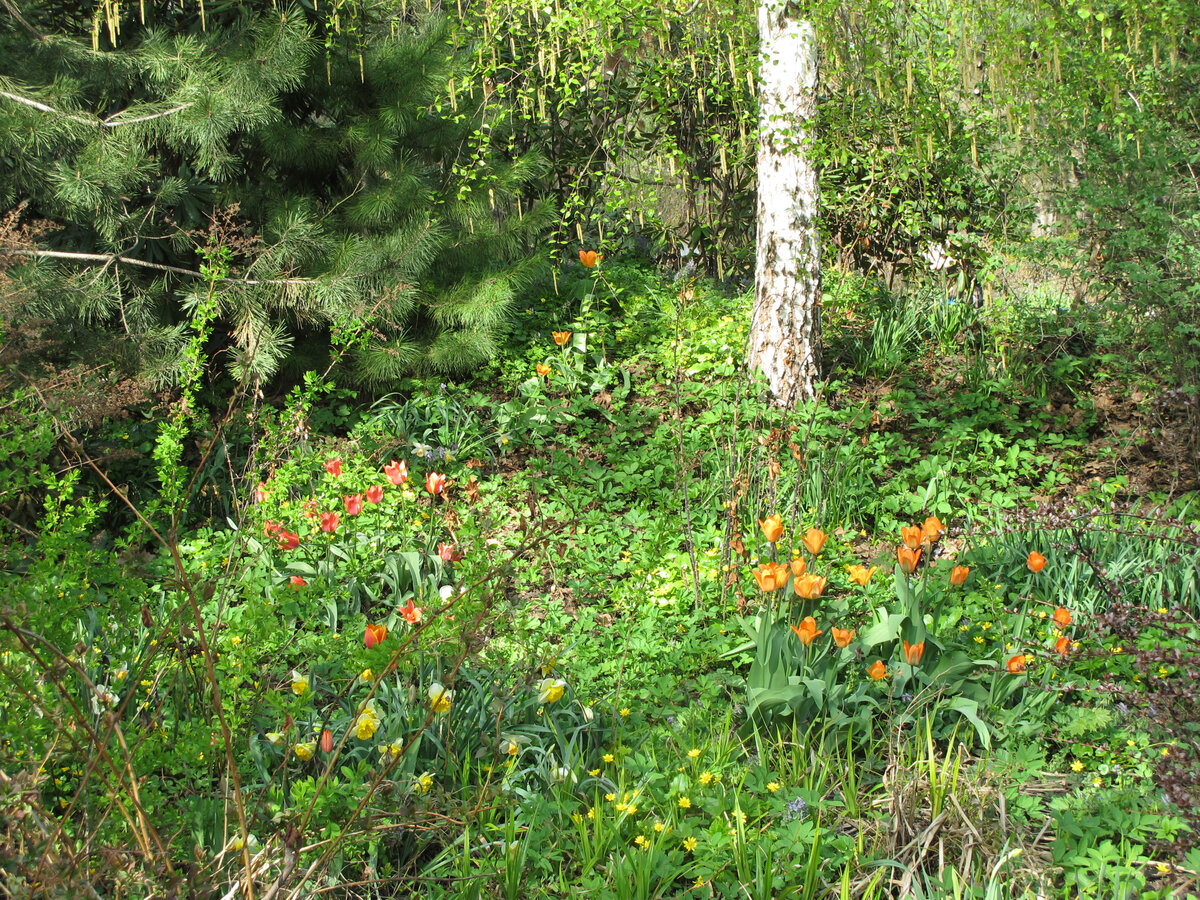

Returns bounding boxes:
[290,575,307,589]
[344,494,364,515]
[255,482,269,503]
[365,485,384,504]
[320,729,335,754]
[364,623,388,649]
[325,458,342,477]
[426,472,446,495]
[320,511,340,533]
[276,529,300,551]
[400,598,423,624]
[384,460,408,486]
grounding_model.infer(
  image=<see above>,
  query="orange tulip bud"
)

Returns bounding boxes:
[922,516,946,542]
[1027,551,1047,573]
[901,525,923,551]
[759,515,784,544]
[364,623,388,649]
[790,557,807,578]
[897,546,921,574]
[790,616,823,646]
[950,565,970,586]
[831,627,855,649]
[320,729,334,754]
[802,528,827,555]
[1053,607,1072,627]
[903,640,925,666]
[1007,654,1027,673]
[579,249,601,267]
[537,363,551,377]
[867,660,888,681]
[847,564,876,586]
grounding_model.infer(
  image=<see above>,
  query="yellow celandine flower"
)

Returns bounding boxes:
[360,668,373,682]
[290,670,309,695]
[589,768,601,776]
[767,782,780,792]
[606,792,616,802]
[634,835,649,848]
[1158,864,1171,875]
[699,772,713,785]
[619,708,631,717]
[603,753,615,763]
[587,807,595,819]
[653,822,665,833]
[615,802,627,812]
[678,796,691,809]
[1093,777,1102,787]
[537,678,567,704]
[687,748,701,758]
[429,682,453,714]
[683,837,698,852]
[1071,760,1085,772]
[571,812,583,824]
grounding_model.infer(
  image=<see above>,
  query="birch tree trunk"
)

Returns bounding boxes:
[749,7,821,407]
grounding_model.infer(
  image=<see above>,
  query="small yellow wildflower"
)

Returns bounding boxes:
[603,753,615,763]
[687,748,701,758]
[1071,760,1084,772]
[634,834,648,848]
[699,771,713,785]
[653,822,665,832]
[589,768,601,776]
[360,668,373,682]
[605,792,616,802]
[683,837,698,852]
[619,708,631,717]
[767,781,780,792]
[587,807,595,819]
[678,796,691,809]
[1093,777,1102,787]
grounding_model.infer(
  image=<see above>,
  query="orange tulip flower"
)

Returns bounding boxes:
[320,729,335,754]
[900,525,923,551]
[1006,654,1027,673]
[847,564,876,586]
[802,528,827,555]
[794,573,827,600]
[950,565,970,586]
[759,515,784,544]
[537,363,551,377]
[552,330,572,346]
[1027,551,1046,573]
[364,623,388,649]
[1053,607,1072,627]
[831,627,855,649]
[579,249,601,267]
[1054,636,1070,655]
[790,557,807,578]
[897,546,921,574]
[790,616,823,646]
[867,660,888,681]
[752,562,789,593]
[922,516,946,542]
[902,640,925,666]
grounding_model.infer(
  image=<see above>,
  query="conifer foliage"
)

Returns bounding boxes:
[0,1,551,386]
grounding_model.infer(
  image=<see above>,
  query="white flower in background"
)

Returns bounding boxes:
[922,243,957,271]
[92,684,118,715]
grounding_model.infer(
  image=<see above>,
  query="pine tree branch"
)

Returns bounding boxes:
[0,89,193,128]
[2,248,322,286]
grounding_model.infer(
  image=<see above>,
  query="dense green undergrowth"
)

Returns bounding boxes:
[2,264,1200,899]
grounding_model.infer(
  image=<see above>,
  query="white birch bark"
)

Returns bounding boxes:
[749,6,821,407]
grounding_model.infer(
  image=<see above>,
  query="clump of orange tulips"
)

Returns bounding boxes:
[752,562,789,593]
[790,616,823,646]
[897,546,921,574]
[759,515,784,544]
